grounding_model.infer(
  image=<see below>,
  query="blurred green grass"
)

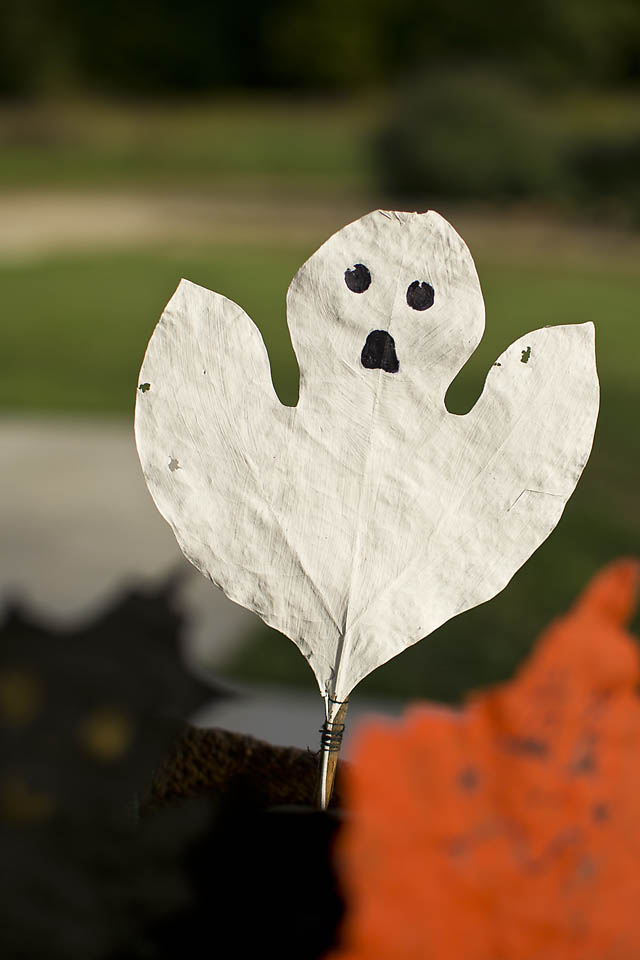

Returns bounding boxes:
[0,99,373,191]
[0,244,303,411]
[4,90,639,218]
[1,240,638,701]
[4,242,638,413]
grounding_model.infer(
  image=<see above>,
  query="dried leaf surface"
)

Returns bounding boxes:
[135,210,599,702]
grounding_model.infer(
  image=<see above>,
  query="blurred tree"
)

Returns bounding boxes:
[57,0,267,93]
[0,0,79,95]
[265,0,391,87]
[267,0,640,90]
[375,70,560,203]
[1,0,640,96]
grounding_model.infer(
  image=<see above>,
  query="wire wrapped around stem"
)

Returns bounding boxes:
[316,697,349,809]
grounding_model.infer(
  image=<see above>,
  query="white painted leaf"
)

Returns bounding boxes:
[135,210,599,703]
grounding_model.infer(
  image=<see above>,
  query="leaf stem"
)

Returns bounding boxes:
[315,698,349,809]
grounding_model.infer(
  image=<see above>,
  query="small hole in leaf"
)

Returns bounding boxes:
[570,735,597,774]
[168,457,180,472]
[503,736,548,757]
[458,767,479,791]
[593,802,610,823]
[138,382,151,392]
[78,706,133,762]
[576,856,597,881]
[448,837,469,858]
[0,668,41,726]
[521,346,531,363]
[1,774,55,823]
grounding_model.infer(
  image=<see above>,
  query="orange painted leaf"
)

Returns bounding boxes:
[331,560,640,960]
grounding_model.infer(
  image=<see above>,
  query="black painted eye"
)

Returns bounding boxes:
[344,263,371,293]
[406,280,435,311]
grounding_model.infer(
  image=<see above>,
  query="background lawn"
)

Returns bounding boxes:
[0,99,375,192]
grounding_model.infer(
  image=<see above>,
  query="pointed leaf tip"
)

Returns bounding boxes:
[575,558,640,627]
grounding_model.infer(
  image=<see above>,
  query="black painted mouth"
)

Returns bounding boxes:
[361,330,399,373]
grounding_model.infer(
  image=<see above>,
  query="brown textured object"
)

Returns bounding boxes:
[144,724,344,811]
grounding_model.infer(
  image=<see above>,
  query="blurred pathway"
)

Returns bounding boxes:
[0,416,257,671]
[0,189,365,260]
[2,189,640,269]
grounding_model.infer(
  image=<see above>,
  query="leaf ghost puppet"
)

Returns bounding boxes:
[135,211,599,719]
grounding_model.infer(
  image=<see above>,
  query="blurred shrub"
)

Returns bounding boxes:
[375,71,640,223]
[375,72,560,204]
[568,132,640,224]
[1,0,640,97]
